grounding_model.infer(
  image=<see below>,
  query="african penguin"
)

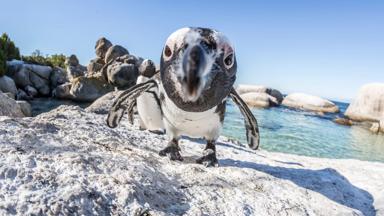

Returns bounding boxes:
[107,27,259,167]
[136,59,164,133]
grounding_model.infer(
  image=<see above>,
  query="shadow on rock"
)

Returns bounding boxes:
[220,158,375,216]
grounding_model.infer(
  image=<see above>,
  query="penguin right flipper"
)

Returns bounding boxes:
[107,80,158,128]
[229,87,260,150]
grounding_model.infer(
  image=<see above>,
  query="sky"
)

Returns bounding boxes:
[1,0,383,101]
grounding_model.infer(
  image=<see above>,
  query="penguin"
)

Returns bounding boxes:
[107,27,259,167]
[135,59,164,133]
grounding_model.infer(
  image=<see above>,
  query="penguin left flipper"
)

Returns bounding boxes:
[107,80,158,128]
[229,87,260,150]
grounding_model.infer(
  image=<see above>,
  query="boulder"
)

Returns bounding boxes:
[16,101,32,117]
[13,65,32,87]
[139,59,156,77]
[104,45,129,64]
[95,37,112,59]
[107,62,138,88]
[53,83,73,100]
[50,67,68,88]
[0,75,17,96]
[282,93,339,113]
[16,89,33,101]
[0,92,25,117]
[3,92,15,100]
[116,54,138,65]
[25,85,38,97]
[70,76,114,102]
[65,55,86,81]
[30,71,50,96]
[236,84,284,104]
[345,83,384,122]
[5,60,24,77]
[87,57,104,75]
[23,64,52,80]
[86,90,122,114]
[240,92,278,108]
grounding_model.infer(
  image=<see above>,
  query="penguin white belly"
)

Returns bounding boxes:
[160,86,222,140]
[136,76,164,131]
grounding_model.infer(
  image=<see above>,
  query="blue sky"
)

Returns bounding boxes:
[1,0,383,101]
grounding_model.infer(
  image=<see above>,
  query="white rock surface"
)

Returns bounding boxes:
[282,93,339,113]
[345,83,384,122]
[0,105,383,215]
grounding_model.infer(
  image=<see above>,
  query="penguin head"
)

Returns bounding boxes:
[160,27,237,112]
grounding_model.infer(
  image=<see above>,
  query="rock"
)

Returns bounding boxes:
[16,101,32,117]
[240,92,278,108]
[237,84,284,104]
[139,59,156,77]
[116,54,137,65]
[70,76,114,102]
[50,67,68,88]
[86,90,122,114]
[104,45,129,64]
[12,64,52,96]
[25,85,38,97]
[0,75,18,96]
[30,72,50,96]
[282,93,339,113]
[107,62,138,88]
[53,83,73,100]
[5,60,24,77]
[23,64,52,80]
[13,65,32,87]
[87,57,104,75]
[3,92,15,100]
[16,89,33,101]
[333,118,353,126]
[345,83,384,122]
[65,54,80,66]
[0,105,382,215]
[66,55,87,81]
[95,37,112,59]
[0,92,25,117]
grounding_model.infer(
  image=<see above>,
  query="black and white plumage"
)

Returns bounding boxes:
[107,27,259,166]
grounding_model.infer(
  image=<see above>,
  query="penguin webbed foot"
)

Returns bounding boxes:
[159,139,183,161]
[196,149,218,167]
[196,140,218,167]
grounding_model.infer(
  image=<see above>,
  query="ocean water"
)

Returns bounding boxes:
[222,101,384,162]
[30,98,384,163]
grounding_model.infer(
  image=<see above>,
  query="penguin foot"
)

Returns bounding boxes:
[159,146,183,161]
[196,149,218,167]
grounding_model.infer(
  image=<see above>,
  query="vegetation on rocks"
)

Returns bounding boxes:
[0,33,21,76]
[22,50,66,68]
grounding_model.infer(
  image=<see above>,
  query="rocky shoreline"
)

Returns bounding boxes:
[0,105,383,215]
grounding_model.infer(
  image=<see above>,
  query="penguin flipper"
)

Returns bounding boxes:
[229,87,260,150]
[107,80,158,128]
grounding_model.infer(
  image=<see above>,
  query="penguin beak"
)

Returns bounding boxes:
[182,44,206,101]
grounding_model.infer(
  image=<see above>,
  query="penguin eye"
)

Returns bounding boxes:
[223,53,234,69]
[164,45,172,58]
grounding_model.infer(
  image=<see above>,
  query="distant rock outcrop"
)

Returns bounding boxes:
[236,84,283,108]
[282,93,339,113]
[345,83,384,133]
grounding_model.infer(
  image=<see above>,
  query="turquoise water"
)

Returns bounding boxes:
[30,98,384,163]
[222,101,384,162]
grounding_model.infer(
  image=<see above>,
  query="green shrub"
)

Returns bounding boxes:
[22,50,66,68]
[0,33,21,60]
[0,50,6,76]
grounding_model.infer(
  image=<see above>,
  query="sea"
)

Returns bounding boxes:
[30,98,384,163]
